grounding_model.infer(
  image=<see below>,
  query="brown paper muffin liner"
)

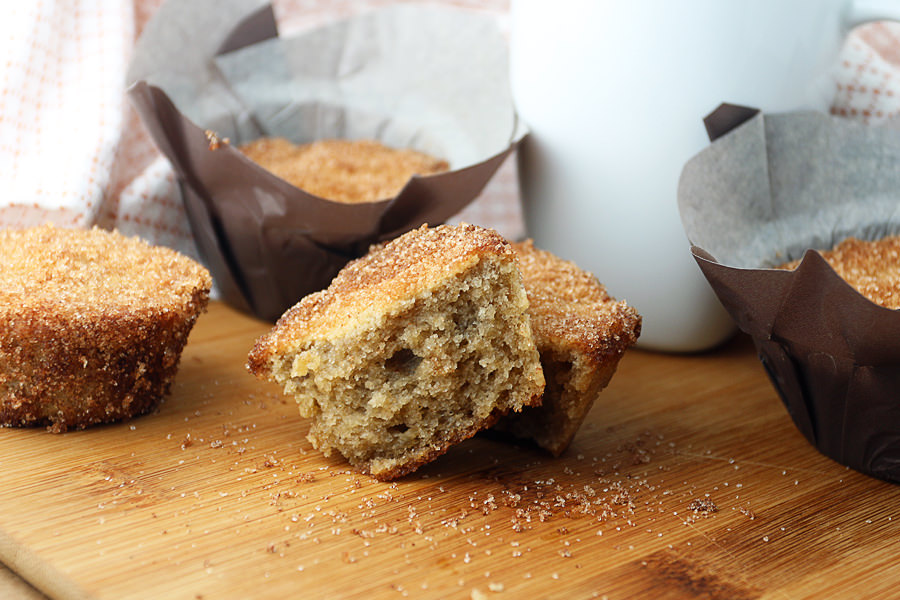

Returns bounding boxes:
[127,2,524,321]
[679,105,900,483]
[692,247,900,482]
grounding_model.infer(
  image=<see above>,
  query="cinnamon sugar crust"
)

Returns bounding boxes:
[248,223,545,480]
[0,225,212,432]
[239,137,449,203]
[779,235,900,309]
[494,240,641,456]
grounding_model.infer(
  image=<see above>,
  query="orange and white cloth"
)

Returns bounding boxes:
[1,0,898,262]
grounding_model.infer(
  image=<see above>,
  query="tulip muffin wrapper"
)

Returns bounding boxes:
[679,108,900,483]
[128,1,524,321]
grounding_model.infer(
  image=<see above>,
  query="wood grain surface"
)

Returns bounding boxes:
[0,301,897,600]
[0,564,45,600]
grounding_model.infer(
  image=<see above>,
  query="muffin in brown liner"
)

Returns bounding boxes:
[127,2,524,322]
[679,106,900,483]
[692,247,900,482]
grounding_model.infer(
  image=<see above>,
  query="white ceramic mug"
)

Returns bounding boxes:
[511,0,900,352]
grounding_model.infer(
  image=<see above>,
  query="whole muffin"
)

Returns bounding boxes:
[0,225,212,432]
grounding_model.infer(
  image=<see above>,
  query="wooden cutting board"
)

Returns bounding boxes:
[1,301,898,600]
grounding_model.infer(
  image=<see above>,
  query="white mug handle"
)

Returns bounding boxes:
[847,0,900,28]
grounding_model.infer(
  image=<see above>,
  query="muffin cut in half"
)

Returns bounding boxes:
[247,223,545,480]
[494,240,642,456]
[0,225,212,432]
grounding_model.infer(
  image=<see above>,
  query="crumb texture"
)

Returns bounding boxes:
[494,240,641,455]
[239,137,449,203]
[248,224,544,480]
[0,225,212,432]
[779,235,900,309]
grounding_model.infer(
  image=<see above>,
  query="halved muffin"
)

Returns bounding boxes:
[494,240,641,455]
[247,223,545,480]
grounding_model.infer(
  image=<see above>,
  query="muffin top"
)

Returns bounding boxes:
[512,240,641,358]
[239,137,449,203]
[0,224,212,315]
[249,223,513,359]
[781,235,900,309]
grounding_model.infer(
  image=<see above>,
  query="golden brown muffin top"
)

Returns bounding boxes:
[780,235,900,309]
[0,224,212,315]
[512,240,641,359]
[239,137,449,203]
[249,223,513,364]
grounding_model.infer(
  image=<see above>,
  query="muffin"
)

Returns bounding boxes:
[0,225,212,432]
[779,235,900,309]
[679,108,900,483]
[247,223,545,480]
[494,241,642,455]
[239,138,449,203]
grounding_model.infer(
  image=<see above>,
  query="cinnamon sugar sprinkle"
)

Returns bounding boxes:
[687,497,719,517]
[153,412,783,591]
[90,386,805,595]
[205,129,230,150]
[0,224,210,311]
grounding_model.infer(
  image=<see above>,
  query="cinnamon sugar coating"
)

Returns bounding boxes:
[239,137,449,203]
[0,225,212,432]
[494,240,642,456]
[780,235,900,309]
[248,223,545,480]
